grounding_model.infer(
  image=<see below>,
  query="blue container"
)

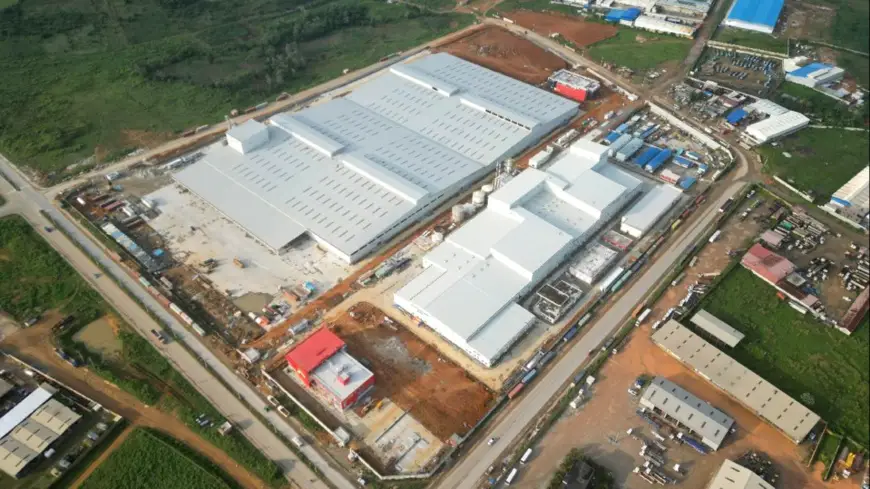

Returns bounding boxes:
[674,155,694,168]
[604,131,621,143]
[521,369,538,384]
[679,177,697,189]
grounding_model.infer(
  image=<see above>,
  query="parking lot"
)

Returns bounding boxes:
[696,48,783,97]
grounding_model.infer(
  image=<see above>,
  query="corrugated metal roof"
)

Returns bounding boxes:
[788,62,831,78]
[641,377,734,449]
[725,0,784,28]
[690,309,745,347]
[175,53,577,261]
[286,328,346,375]
[620,185,681,235]
[653,320,820,443]
[745,111,809,142]
[831,166,869,208]
[310,350,373,403]
[396,141,639,366]
[0,385,55,440]
[708,460,775,489]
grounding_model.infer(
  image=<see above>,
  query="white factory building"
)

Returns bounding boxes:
[174,53,578,264]
[826,166,870,224]
[395,140,641,367]
[742,99,809,145]
[708,460,775,489]
[784,60,845,88]
[620,184,682,238]
[631,15,697,38]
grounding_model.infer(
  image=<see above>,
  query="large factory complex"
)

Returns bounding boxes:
[173,53,578,264]
[395,139,680,367]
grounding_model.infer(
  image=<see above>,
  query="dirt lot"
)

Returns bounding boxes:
[781,0,837,42]
[332,302,494,440]
[515,324,833,489]
[507,11,618,47]
[436,26,567,84]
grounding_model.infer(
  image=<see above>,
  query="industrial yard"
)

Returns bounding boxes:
[505,11,619,48]
[695,48,784,97]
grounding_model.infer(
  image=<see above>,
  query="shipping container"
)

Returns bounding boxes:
[507,383,526,400]
[673,155,695,168]
[679,177,697,190]
[660,169,680,184]
[571,369,587,387]
[561,325,580,342]
[521,369,538,384]
[708,230,722,243]
[635,308,652,325]
[539,352,556,368]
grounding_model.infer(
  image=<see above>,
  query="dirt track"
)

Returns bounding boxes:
[506,11,618,47]
[0,320,276,489]
[332,303,494,440]
[436,26,567,84]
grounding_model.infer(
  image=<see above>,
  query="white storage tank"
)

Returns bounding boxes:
[431,231,444,244]
[452,205,466,224]
[481,184,494,194]
[472,190,487,205]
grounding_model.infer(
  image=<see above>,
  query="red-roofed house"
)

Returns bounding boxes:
[741,243,795,285]
[285,328,374,410]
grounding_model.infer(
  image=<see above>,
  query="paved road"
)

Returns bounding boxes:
[0,156,353,489]
[437,179,745,489]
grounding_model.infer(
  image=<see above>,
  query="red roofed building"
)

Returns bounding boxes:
[741,243,795,285]
[285,328,374,410]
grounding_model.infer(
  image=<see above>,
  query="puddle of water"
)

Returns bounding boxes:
[232,292,273,315]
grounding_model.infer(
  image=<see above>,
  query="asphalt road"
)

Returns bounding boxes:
[436,179,745,489]
[0,155,353,489]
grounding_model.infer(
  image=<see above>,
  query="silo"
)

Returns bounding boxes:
[452,205,466,224]
[472,190,487,205]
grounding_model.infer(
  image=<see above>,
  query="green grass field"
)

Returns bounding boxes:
[713,28,788,53]
[776,83,868,128]
[826,0,870,53]
[0,0,472,182]
[835,50,870,87]
[587,29,692,73]
[702,268,870,445]
[758,128,869,198]
[0,216,284,486]
[79,429,234,489]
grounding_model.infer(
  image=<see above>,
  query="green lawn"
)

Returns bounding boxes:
[80,429,235,489]
[827,0,870,53]
[816,431,843,466]
[0,0,472,183]
[758,128,869,199]
[0,216,284,486]
[587,29,693,73]
[836,50,870,87]
[702,268,870,445]
[713,27,788,53]
[775,82,868,128]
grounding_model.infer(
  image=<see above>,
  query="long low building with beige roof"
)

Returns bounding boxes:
[652,320,820,443]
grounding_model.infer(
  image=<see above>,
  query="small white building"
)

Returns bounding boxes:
[395,140,641,367]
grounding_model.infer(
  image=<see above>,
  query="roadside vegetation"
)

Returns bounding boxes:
[713,28,788,53]
[546,448,613,489]
[775,82,869,127]
[79,429,236,489]
[0,216,285,487]
[758,128,869,198]
[825,0,870,52]
[703,267,870,446]
[0,0,472,183]
[587,29,693,73]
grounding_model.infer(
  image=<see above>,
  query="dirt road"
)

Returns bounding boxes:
[1,321,276,489]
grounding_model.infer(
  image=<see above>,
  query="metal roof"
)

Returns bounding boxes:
[725,0,784,28]
[641,377,734,449]
[0,385,55,440]
[285,328,346,375]
[309,350,374,403]
[396,141,639,365]
[690,309,745,347]
[569,242,619,284]
[10,419,59,453]
[175,53,577,261]
[653,320,821,443]
[548,70,601,92]
[0,436,36,477]
[28,399,81,436]
[620,185,681,236]
[745,111,810,142]
[831,166,869,209]
[708,459,775,489]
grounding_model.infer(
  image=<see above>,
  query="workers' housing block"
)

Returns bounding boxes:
[395,140,642,367]
[174,53,579,264]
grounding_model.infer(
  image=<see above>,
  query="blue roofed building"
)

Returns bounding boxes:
[725,108,747,125]
[722,0,784,34]
[785,62,845,88]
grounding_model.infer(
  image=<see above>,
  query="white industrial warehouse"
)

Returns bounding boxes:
[395,140,642,367]
[742,99,809,145]
[174,53,579,264]
[620,184,682,238]
[653,320,820,443]
[708,460,775,489]
[640,377,735,451]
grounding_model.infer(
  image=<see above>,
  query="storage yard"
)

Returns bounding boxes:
[695,48,784,96]
[435,26,568,84]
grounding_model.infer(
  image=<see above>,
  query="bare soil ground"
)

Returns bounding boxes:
[781,1,836,43]
[507,11,618,47]
[436,26,566,84]
[331,302,494,440]
[516,326,830,489]
[0,321,275,489]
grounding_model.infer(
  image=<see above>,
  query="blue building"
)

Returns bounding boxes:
[722,0,784,34]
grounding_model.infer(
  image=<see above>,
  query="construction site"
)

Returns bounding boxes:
[505,11,619,48]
